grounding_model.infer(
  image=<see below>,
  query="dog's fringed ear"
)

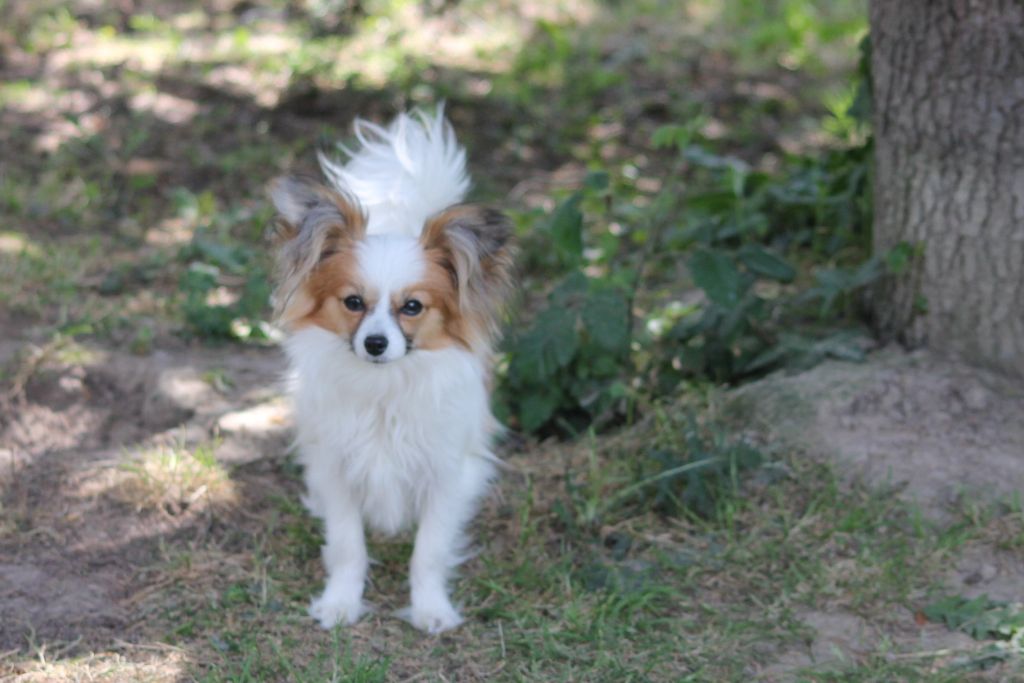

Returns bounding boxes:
[268,176,366,322]
[421,205,515,340]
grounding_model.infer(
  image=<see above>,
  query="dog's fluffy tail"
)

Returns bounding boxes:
[318,104,470,237]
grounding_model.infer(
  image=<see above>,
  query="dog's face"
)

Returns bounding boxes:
[269,176,513,363]
[296,235,458,364]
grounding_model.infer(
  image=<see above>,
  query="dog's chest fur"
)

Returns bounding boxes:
[285,327,494,534]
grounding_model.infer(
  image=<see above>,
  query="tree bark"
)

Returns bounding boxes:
[869,0,1024,377]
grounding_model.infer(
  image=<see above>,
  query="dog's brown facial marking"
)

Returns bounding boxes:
[268,176,367,327]
[270,178,515,362]
[420,205,515,355]
[291,252,379,340]
[392,260,464,351]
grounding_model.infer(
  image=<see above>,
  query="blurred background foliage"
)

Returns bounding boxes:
[0,0,874,437]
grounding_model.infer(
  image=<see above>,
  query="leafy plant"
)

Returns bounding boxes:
[924,594,1024,670]
[498,169,642,435]
[646,136,904,387]
[626,412,764,520]
[553,410,766,538]
[925,594,1024,643]
[177,229,273,342]
[500,270,633,435]
[501,116,903,433]
[500,19,623,135]
[715,0,867,73]
[179,263,270,342]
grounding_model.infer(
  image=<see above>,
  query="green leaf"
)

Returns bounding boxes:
[737,244,796,282]
[716,291,759,342]
[651,124,689,151]
[810,267,851,315]
[727,165,747,198]
[237,275,272,317]
[684,146,749,173]
[518,389,561,433]
[586,353,622,378]
[549,193,584,266]
[181,262,219,291]
[689,248,744,308]
[650,128,671,150]
[849,257,884,288]
[540,308,580,369]
[549,271,589,308]
[507,307,578,383]
[813,268,851,291]
[884,241,915,274]
[584,170,609,191]
[923,594,1024,642]
[581,288,630,353]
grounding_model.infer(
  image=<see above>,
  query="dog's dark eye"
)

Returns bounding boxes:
[343,295,365,312]
[400,299,423,316]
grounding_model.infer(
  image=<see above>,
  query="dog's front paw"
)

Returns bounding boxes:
[399,597,463,634]
[308,592,369,629]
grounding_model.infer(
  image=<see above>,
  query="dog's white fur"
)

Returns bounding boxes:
[279,106,500,633]
[319,108,471,237]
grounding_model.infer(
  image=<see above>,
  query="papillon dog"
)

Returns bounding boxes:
[268,106,513,633]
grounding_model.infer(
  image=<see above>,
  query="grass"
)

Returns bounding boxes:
[3,398,1021,680]
[17,407,1000,681]
[115,439,236,516]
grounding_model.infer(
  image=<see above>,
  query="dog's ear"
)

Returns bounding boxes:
[269,175,366,248]
[268,176,366,322]
[421,205,515,336]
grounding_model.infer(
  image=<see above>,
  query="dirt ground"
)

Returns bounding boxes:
[3,329,1023,678]
[731,346,1024,521]
[730,347,1024,678]
[1,337,289,650]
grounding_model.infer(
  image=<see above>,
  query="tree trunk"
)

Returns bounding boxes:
[869,0,1024,377]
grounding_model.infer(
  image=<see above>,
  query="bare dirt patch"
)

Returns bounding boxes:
[730,347,1024,679]
[0,340,289,653]
[729,346,1024,520]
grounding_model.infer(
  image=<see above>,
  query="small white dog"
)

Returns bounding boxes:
[269,106,513,633]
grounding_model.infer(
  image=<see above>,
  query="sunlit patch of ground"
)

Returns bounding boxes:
[109,440,238,516]
[3,650,186,683]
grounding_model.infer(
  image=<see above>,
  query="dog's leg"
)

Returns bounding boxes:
[405,490,474,633]
[308,491,369,628]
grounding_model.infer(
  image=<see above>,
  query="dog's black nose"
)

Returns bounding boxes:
[364,335,388,357]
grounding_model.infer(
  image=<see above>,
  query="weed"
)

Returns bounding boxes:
[117,439,235,515]
[176,220,274,342]
[923,594,1024,671]
[499,269,634,435]
[711,0,868,73]
[925,595,1024,643]
[553,406,765,542]
[501,130,895,434]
